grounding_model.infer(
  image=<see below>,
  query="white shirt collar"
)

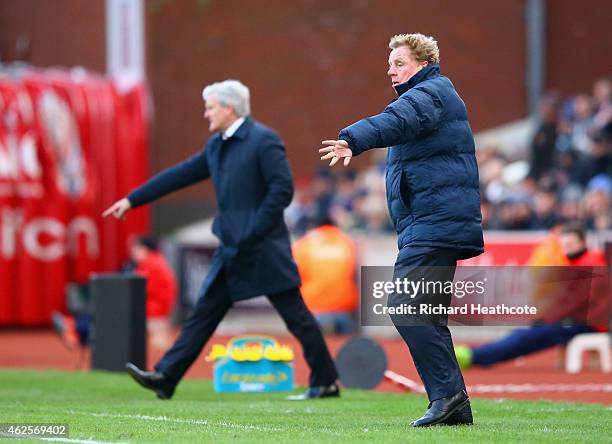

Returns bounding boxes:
[222,117,246,140]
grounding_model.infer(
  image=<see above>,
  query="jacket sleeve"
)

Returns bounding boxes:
[246,130,294,241]
[128,147,210,208]
[338,89,442,156]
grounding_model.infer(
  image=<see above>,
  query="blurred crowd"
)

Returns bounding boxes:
[286,159,391,236]
[480,77,611,232]
[287,78,612,236]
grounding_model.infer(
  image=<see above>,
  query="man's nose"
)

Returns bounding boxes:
[387,66,395,76]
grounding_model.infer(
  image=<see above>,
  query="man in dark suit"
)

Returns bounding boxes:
[320,33,484,426]
[104,79,338,401]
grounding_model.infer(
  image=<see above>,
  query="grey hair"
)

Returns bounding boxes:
[202,79,251,117]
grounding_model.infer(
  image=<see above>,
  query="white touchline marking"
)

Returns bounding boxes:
[0,435,126,444]
[40,438,127,444]
[66,411,284,432]
[468,384,612,393]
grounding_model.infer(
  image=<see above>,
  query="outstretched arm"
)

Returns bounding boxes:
[103,148,210,220]
[320,89,442,166]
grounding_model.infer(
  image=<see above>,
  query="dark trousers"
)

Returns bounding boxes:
[155,268,338,388]
[391,246,466,401]
[472,324,595,366]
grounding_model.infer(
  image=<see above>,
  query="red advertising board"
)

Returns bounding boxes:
[0,67,149,326]
[459,232,550,266]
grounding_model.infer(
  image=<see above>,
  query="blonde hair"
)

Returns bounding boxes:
[389,33,440,64]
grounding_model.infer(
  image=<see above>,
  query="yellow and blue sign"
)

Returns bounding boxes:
[206,335,294,392]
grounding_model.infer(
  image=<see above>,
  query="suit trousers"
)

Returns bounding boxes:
[155,267,338,388]
[391,246,467,401]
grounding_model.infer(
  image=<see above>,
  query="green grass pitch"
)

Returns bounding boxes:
[0,369,610,443]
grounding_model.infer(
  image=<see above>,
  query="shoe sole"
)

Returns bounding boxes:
[155,391,171,400]
[445,409,474,426]
[444,416,474,426]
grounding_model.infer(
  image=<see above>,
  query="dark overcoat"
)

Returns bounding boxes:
[129,117,301,301]
[339,64,484,258]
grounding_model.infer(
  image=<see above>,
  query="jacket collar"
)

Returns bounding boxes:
[394,64,440,96]
[229,116,253,140]
[223,117,246,139]
[215,116,253,143]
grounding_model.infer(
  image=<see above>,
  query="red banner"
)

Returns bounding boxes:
[459,233,549,266]
[0,67,150,326]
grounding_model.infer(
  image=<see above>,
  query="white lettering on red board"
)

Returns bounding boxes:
[0,207,99,262]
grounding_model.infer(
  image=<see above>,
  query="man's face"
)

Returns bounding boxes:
[559,232,586,257]
[204,95,237,133]
[130,243,148,264]
[387,46,427,88]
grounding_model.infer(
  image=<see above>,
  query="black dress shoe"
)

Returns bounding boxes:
[125,363,175,400]
[444,401,473,426]
[286,383,340,400]
[410,390,470,427]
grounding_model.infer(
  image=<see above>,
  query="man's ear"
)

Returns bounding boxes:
[228,105,239,117]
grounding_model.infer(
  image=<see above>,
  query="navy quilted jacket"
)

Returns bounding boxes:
[339,64,483,258]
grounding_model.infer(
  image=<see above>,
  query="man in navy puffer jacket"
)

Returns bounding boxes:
[321,33,483,427]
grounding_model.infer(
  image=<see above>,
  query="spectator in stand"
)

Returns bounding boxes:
[480,150,508,205]
[332,170,359,210]
[480,195,493,229]
[129,235,178,349]
[285,176,317,236]
[354,191,394,232]
[531,184,561,229]
[310,168,336,224]
[292,216,358,334]
[454,223,609,369]
[554,117,574,154]
[529,93,560,180]
[329,170,362,231]
[497,194,536,230]
[582,132,611,180]
[569,94,595,156]
[592,77,612,137]
[583,175,612,232]
[558,184,584,223]
[553,148,591,188]
[353,161,393,232]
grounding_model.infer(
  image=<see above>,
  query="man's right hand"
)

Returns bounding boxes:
[102,198,132,220]
[320,140,353,166]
